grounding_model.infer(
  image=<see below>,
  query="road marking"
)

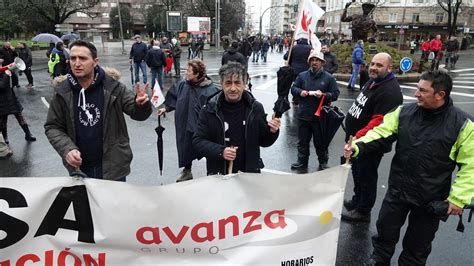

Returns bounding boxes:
[406,82,474,90]
[254,78,277,91]
[453,77,474,80]
[401,85,474,97]
[453,80,474,84]
[41,97,50,108]
[337,81,416,100]
[450,68,474,73]
[457,73,474,76]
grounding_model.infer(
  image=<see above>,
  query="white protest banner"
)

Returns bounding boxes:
[151,81,165,108]
[295,0,325,51]
[1,165,349,265]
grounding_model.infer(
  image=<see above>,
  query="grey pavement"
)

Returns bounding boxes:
[2,43,474,265]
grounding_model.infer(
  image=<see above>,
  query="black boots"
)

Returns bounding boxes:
[21,124,36,142]
[176,168,193,182]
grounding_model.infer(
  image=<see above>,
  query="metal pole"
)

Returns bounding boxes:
[398,0,407,50]
[116,0,125,55]
[216,0,220,50]
[259,6,285,39]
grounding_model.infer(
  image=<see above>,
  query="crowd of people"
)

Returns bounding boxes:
[0,32,473,265]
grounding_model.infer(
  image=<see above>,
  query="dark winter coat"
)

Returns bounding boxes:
[221,47,247,67]
[0,73,22,115]
[193,91,279,175]
[323,52,338,74]
[44,68,152,180]
[251,40,262,52]
[171,44,182,58]
[16,46,32,67]
[291,68,340,121]
[164,78,219,168]
[239,40,252,57]
[145,47,166,69]
[129,42,148,63]
[0,46,17,65]
[284,39,312,75]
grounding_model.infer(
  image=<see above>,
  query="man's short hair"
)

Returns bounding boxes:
[69,40,98,59]
[420,70,453,98]
[231,41,239,49]
[188,59,207,78]
[219,62,248,83]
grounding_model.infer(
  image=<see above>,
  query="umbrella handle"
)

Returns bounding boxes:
[346,135,353,165]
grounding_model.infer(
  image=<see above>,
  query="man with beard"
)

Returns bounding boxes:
[290,51,340,171]
[342,53,403,222]
[344,70,474,265]
[45,40,152,181]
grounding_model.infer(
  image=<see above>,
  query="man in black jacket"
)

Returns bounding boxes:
[16,42,34,89]
[342,53,403,222]
[145,45,166,89]
[193,62,280,175]
[221,41,247,68]
[321,45,338,74]
[0,42,19,87]
[129,35,148,84]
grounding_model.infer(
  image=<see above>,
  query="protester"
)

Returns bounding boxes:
[344,70,474,265]
[16,42,34,89]
[342,53,403,222]
[45,40,152,181]
[290,51,340,171]
[321,44,339,74]
[144,44,166,89]
[193,62,280,175]
[0,42,19,87]
[171,38,182,78]
[48,42,68,78]
[0,132,12,158]
[238,37,252,62]
[157,59,219,182]
[197,37,205,60]
[260,37,270,62]
[0,59,36,144]
[410,39,417,54]
[129,35,148,84]
[430,34,442,71]
[348,40,365,91]
[221,41,247,68]
[445,36,459,69]
[284,37,312,105]
[251,38,262,63]
[419,37,431,73]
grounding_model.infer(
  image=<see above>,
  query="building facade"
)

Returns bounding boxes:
[323,0,474,41]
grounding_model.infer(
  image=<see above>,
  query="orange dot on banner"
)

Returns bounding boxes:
[319,211,333,225]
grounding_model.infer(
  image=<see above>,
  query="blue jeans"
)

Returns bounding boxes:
[134,61,148,84]
[80,165,126,182]
[150,67,163,89]
[348,63,361,89]
[261,50,268,62]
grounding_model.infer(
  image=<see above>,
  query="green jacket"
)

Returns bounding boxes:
[44,68,152,180]
[353,100,474,208]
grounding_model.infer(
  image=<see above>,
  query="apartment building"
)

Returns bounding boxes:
[323,0,474,41]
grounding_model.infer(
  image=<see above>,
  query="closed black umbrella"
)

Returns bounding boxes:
[273,65,295,118]
[155,116,165,175]
[315,95,345,148]
[130,65,134,85]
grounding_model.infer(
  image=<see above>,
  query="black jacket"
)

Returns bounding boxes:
[0,46,17,65]
[193,91,279,175]
[129,42,148,63]
[284,39,312,75]
[16,46,32,67]
[323,52,338,74]
[0,73,22,115]
[221,47,247,67]
[145,47,166,68]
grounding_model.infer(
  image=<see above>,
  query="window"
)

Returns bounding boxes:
[389,13,397,23]
[132,4,140,9]
[76,12,87,17]
[100,2,108,7]
[412,13,420,23]
[436,13,444,23]
[102,13,109,18]
[413,0,424,3]
[335,16,340,23]
[110,2,117,7]
[390,0,400,3]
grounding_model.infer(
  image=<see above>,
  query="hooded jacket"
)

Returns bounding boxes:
[284,39,312,75]
[44,67,152,180]
[353,100,474,208]
[193,90,279,175]
[221,47,247,67]
[352,43,365,65]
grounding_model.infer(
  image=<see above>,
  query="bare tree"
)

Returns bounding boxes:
[437,0,464,37]
[21,0,101,32]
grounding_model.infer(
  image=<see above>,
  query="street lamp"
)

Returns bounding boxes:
[259,5,285,38]
[215,0,220,50]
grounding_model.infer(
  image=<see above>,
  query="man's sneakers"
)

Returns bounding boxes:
[290,162,308,170]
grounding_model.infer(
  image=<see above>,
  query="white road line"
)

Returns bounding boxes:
[261,168,291,175]
[41,97,50,108]
[254,78,278,91]
[450,68,474,73]
[401,85,474,98]
[454,80,474,84]
[337,81,416,100]
[405,82,474,90]
[458,73,474,76]
[453,77,474,80]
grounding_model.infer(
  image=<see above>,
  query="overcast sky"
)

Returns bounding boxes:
[245,0,271,30]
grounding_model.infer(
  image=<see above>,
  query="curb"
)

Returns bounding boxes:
[334,72,421,82]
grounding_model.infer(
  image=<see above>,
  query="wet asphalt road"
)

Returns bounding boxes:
[1,42,473,265]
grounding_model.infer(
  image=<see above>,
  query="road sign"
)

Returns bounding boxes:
[400,57,413,73]
[167,11,182,32]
